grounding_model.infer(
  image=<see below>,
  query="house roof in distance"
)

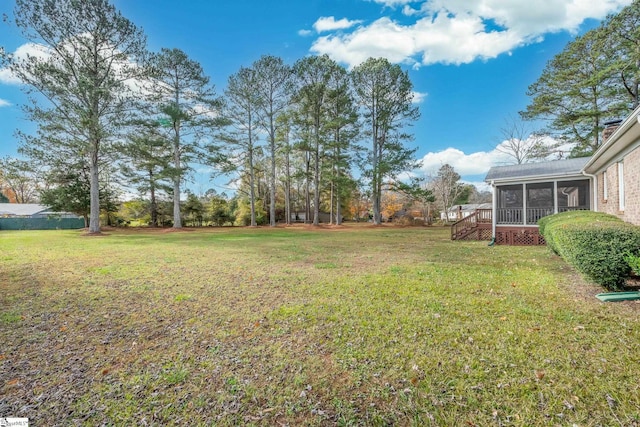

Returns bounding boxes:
[0,203,50,216]
[447,203,492,212]
[485,157,591,183]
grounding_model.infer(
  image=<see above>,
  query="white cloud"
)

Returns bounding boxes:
[402,5,421,16]
[313,16,363,33]
[312,18,420,68]
[419,135,568,178]
[1,39,150,101]
[310,0,632,67]
[420,147,510,176]
[412,91,428,103]
[0,99,11,107]
[298,29,313,37]
[0,42,52,85]
[462,180,492,192]
[370,0,415,7]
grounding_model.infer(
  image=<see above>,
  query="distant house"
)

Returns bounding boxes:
[0,203,84,230]
[441,203,491,222]
[452,104,640,244]
[291,211,343,223]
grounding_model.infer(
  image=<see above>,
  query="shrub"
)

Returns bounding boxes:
[624,251,640,275]
[395,215,417,226]
[538,211,640,290]
[538,210,622,254]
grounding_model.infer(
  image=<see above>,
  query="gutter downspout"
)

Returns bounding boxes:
[490,180,497,244]
[582,170,598,212]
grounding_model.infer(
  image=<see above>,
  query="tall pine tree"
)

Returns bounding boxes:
[3,0,147,233]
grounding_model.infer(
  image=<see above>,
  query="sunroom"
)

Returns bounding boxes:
[450,157,594,244]
[440,157,596,245]
[485,157,593,245]
[496,179,590,225]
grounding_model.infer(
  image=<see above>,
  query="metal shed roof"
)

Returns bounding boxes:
[484,157,591,183]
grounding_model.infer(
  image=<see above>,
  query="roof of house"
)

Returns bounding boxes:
[0,203,50,216]
[447,203,492,212]
[583,105,640,173]
[485,157,591,183]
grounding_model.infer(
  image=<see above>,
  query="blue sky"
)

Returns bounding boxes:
[0,0,632,192]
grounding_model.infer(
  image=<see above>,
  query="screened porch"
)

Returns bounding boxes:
[496,179,590,226]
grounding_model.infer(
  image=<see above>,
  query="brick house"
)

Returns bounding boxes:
[583,106,640,226]
[452,105,640,244]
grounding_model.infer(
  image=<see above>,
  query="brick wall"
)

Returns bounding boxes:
[597,172,605,211]
[599,163,620,217]
[596,145,640,226]
[624,146,640,225]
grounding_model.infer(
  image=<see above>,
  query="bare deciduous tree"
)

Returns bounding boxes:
[495,116,559,164]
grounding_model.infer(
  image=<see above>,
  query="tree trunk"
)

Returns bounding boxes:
[88,146,100,233]
[371,127,381,225]
[249,145,256,227]
[149,173,158,227]
[305,151,311,224]
[313,130,320,226]
[334,138,341,225]
[284,144,291,225]
[329,180,334,225]
[173,131,182,228]
[336,160,342,225]
[270,136,276,226]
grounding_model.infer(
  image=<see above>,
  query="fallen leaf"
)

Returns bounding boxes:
[535,370,545,380]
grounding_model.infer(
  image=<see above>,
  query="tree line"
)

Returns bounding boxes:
[0,0,427,232]
[522,0,640,158]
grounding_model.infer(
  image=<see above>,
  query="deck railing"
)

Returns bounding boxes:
[451,209,492,240]
[558,206,589,213]
[451,211,477,240]
[526,207,553,224]
[497,206,589,225]
[496,208,522,225]
[476,208,492,223]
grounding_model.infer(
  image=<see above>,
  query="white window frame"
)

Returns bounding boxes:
[603,171,608,201]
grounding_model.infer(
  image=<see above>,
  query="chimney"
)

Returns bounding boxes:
[603,119,622,143]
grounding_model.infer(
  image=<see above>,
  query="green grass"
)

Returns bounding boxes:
[1,224,639,425]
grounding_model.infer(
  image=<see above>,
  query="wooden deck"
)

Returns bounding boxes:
[450,209,546,245]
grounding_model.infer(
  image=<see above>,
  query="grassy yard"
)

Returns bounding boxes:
[1,224,639,426]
